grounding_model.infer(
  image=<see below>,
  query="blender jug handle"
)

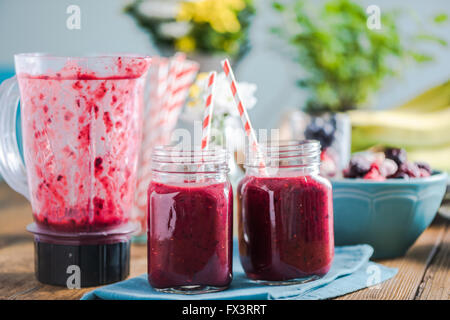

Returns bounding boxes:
[0,76,29,200]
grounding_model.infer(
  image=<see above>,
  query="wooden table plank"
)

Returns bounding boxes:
[0,182,448,300]
[0,183,28,211]
[415,220,450,300]
[0,242,147,300]
[337,216,448,300]
[0,182,149,300]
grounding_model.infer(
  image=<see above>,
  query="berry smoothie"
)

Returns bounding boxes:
[147,181,233,290]
[17,57,150,233]
[238,174,334,282]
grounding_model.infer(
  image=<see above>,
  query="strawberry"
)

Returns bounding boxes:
[363,167,386,181]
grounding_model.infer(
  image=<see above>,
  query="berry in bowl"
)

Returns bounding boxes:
[343,147,432,181]
[333,148,447,259]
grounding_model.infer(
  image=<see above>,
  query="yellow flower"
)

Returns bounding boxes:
[176,0,246,33]
[175,36,196,52]
[187,100,198,108]
[187,73,211,108]
[210,10,241,33]
[188,73,208,101]
[189,84,200,100]
[197,72,209,81]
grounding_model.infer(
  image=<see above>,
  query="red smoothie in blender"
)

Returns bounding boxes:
[5,54,151,286]
[18,56,149,233]
[238,140,334,283]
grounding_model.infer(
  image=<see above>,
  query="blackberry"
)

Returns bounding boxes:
[415,161,432,175]
[344,157,372,178]
[384,148,407,166]
[389,171,410,179]
[304,116,337,150]
[389,162,421,179]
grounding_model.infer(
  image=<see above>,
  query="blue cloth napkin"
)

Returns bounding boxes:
[82,243,397,300]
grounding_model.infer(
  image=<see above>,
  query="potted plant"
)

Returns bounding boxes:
[124,0,256,70]
[272,0,445,176]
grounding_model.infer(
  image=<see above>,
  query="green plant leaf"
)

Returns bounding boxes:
[415,34,448,46]
[410,51,433,63]
[272,2,285,12]
[434,13,448,23]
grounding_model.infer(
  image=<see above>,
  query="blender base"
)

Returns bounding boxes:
[34,240,130,287]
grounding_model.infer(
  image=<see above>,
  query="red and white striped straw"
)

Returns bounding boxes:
[221,59,266,170]
[201,71,217,150]
[133,55,199,234]
[164,59,199,137]
[152,53,186,143]
[134,58,169,214]
[141,56,198,163]
[135,55,184,211]
[136,55,198,208]
[142,57,169,148]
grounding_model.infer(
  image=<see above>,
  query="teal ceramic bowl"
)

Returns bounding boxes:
[331,171,448,259]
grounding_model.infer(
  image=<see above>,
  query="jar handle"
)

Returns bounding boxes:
[0,76,29,200]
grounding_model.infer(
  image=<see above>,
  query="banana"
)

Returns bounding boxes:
[349,80,450,172]
[350,108,450,128]
[407,145,450,172]
[395,80,450,113]
[350,108,450,150]
[351,127,450,151]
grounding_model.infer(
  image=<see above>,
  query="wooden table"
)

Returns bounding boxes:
[0,182,448,300]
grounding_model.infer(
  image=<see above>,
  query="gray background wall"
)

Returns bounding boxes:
[0,0,449,130]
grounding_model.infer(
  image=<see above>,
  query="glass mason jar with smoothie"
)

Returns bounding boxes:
[238,140,334,284]
[147,146,233,294]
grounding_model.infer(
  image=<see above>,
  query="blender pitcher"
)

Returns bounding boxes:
[0,53,151,287]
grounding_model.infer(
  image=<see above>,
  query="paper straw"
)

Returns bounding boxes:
[155,53,186,141]
[149,58,169,124]
[142,57,169,147]
[164,59,199,138]
[134,58,169,218]
[168,60,200,112]
[135,55,198,211]
[201,71,217,150]
[134,55,184,214]
[141,57,198,163]
[221,59,266,170]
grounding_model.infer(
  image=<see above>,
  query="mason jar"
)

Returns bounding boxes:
[238,140,334,284]
[147,146,233,294]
